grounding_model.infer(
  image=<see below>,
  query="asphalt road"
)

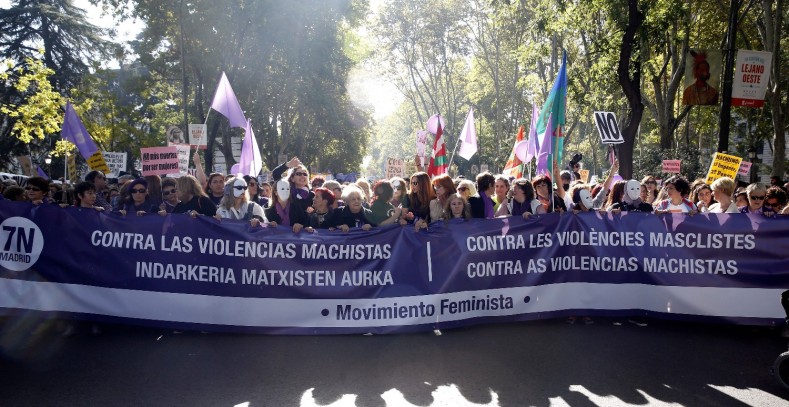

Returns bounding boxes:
[2,316,789,407]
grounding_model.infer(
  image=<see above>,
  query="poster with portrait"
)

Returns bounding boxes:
[682,49,722,106]
[166,125,187,146]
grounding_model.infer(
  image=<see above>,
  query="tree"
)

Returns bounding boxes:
[0,0,113,89]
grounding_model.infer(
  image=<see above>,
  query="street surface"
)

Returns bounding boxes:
[1,317,788,406]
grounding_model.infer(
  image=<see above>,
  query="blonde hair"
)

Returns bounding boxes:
[176,175,208,200]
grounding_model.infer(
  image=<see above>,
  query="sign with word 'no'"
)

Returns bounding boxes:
[594,112,624,145]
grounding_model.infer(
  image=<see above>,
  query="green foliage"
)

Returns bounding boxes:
[0,57,64,144]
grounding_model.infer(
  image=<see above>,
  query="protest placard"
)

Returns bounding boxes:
[141,146,180,176]
[705,152,742,184]
[188,124,207,149]
[662,160,681,174]
[385,157,405,179]
[87,151,110,174]
[102,152,127,178]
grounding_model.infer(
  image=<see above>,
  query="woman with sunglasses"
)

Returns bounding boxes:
[23,177,51,205]
[244,175,269,208]
[390,177,409,210]
[739,183,767,214]
[118,178,158,216]
[157,178,180,214]
[641,175,658,205]
[407,172,436,230]
[216,177,267,226]
[272,156,315,222]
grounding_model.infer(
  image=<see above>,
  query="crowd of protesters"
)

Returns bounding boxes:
[2,155,789,227]
[2,154,789,332]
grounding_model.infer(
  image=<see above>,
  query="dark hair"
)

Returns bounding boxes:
[371,180,394,203]
[476,172,496,193]
[407,172,435,213]
[766,186,788,206]
[26,177,50,194]
[205,173,224,194]
[85,170,106,184]
[531,175,552,191]
[512,178,535,202]
[314,187,335,206]
[74,181,96,206]
[664,175,691,197]
[605,180,627,209]
[3,185,25,201]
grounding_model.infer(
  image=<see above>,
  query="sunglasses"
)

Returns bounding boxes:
[25,186,41,191]
[411,181,419,186]
[163,189,177,195]
[765,201,782,208]
[234,186,248,191]
[294,172,308,177]
[131,188,147,194]
[394,186,401,190]
[749,195,765,200]
[458,187,468,192]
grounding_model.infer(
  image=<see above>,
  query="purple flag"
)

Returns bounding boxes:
[210,72,247,128]
[36,165,49,180]
[238,119,262,176]
[536,114,553,176]
[515,105,540,163]
[61,101,99,160]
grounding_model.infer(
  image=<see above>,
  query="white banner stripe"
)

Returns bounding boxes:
[0,279,783,328]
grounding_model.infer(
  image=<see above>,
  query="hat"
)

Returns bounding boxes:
[127,178,148,191]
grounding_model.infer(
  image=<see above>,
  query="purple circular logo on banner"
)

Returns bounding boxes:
[0,217,44,271]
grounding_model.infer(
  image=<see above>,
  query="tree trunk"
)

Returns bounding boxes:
[617,0,645,179]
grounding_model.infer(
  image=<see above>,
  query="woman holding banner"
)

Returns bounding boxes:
[272,157,315,222]
[654,176,697,214]
[118,179,158,216]
[216,177,266,226]
[708,177,738,213]
[173,175,217,217]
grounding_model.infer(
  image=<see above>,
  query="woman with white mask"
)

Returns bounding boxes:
[264,179,308,232]
[609,180,654,213]
[216,177,267,227]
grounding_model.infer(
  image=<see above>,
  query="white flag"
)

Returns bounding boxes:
[457,107,477,160]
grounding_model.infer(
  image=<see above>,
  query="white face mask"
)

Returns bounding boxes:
[233,178,247,198]
[276,180,291,205]
[625,180,641,201]
[579,189,593,209]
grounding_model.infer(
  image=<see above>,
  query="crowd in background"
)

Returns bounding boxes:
[2,154,789,231]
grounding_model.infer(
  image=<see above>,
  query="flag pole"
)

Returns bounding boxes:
[446,137,462,177]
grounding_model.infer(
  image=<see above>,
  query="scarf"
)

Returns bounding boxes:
[276,201,291,226]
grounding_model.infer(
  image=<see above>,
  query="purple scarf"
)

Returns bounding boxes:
[275,201,290,226]
[293,187,310,201]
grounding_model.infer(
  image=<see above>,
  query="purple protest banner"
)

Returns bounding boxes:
[1,201,788,335]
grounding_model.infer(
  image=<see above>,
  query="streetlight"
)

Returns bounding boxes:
[747,146,758,184]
